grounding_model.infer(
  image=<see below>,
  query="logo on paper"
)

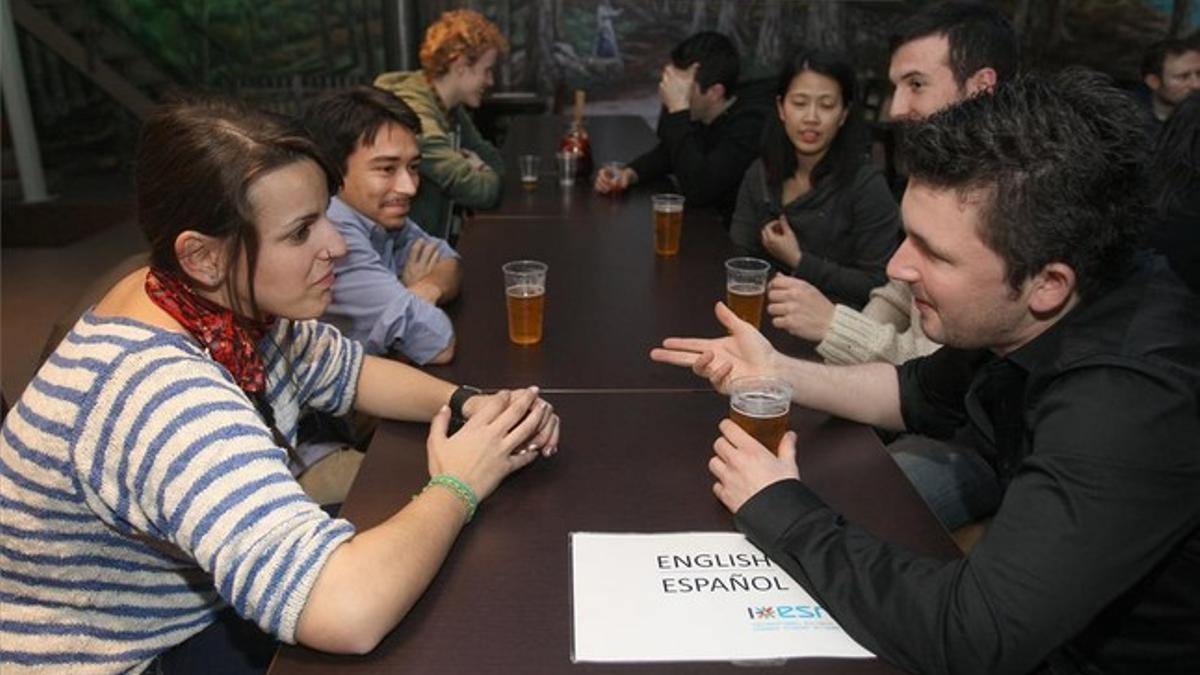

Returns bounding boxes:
[747,605,826,620]
[751,606,777,620]
[745,605,842,633]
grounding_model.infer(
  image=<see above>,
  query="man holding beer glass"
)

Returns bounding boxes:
[652,70,1200,674]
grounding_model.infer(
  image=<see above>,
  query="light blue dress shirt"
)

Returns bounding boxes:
[321,196,460,364]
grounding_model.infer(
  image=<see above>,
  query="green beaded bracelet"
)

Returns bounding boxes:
[423,474,478,523]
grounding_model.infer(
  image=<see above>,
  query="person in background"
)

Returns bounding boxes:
[653,69,1199,674]
[304,86,460,366]
[1141,35,1200,135]
[728,48,901,309]
[0,98,559,674]
[768,0,1017,365]
[593,31,771,224]
[1146,89,1200,293]
[763,2,1019,533]
[374,9,507,240]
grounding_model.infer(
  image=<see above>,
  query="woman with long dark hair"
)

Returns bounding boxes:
[0,98,560,673]
[729,48,901,308]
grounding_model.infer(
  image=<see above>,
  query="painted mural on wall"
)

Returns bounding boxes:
[12,0,1196,182]
[432,0,1197,103]
[63,0,1199,100]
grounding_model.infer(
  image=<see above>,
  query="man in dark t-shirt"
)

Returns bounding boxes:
[652,69,1200,674]
[593,31,769,224]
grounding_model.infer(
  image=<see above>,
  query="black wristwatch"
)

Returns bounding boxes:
[449,385,483,433]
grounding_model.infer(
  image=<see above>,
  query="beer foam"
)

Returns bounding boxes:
[506,283,545,298]
[731,391,789,418]
[726,282,764,295]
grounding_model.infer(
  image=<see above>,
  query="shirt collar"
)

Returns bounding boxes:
[1002,257,1149,374]
[328,196,413,248]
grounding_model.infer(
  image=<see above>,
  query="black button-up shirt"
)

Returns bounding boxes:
[736,256,1200,674]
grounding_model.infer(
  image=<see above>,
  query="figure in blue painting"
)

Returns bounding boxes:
[593,0,623,61]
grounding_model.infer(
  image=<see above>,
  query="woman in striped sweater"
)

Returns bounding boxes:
[0,98,560,674]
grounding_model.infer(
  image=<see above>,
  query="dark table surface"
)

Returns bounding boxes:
[427,114,808,389]
[270,393,959,675]
[269,113,957,675]
[426,203,807,391]
[487,115,660,219]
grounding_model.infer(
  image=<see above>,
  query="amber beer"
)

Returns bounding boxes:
[502,260,548,346]
[729,377,793,451]
[726,282,766,329]
[724,257,771,328]
[652,194,685,256]
[521,176,539,191]
[506,284,545,344]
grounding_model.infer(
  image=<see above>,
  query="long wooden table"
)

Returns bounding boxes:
[270,394,959,675]
[427,115,810,389]
[269,114,957,675]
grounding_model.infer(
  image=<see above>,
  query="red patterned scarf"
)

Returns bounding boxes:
[144,267,273,394]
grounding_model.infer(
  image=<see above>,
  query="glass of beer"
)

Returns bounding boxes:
[651,193,684,256]
[518,154,540,190]
[729,376,793,451]
[502,260,548,345]
[724,257,771,329]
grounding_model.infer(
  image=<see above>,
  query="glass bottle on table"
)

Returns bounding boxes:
[559,89,593,180]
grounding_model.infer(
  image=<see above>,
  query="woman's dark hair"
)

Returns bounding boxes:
[761,48,867,194]
[136,96,340,321]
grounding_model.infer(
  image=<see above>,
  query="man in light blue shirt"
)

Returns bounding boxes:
[305,87,462,364]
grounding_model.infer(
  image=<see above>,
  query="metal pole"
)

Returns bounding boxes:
[1,0,51,203]
[381,0,419,72]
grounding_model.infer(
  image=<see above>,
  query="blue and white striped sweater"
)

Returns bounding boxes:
[1,312,363,673]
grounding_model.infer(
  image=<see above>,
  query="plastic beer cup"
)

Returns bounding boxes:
[502,260,548,345]
[729,376,793,451]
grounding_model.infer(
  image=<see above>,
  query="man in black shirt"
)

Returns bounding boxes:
[652,69,1200,673]
[593,31,769,223]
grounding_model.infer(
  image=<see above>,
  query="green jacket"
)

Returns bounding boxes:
[374,71,505,238]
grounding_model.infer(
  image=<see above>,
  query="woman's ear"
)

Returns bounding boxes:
[174,230,227,289]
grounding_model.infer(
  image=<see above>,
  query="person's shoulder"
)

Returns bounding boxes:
[373,70,423,98]
[373,71,444,126]
[732,78,776,111]
[1047,255,1200,381]
[852,162,886,185]
[326,197,370,229]
[737,159,767,194]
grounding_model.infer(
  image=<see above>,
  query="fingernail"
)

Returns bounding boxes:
[527,443,539,453]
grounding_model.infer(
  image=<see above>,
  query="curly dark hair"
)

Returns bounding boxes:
[900,68,1148,301]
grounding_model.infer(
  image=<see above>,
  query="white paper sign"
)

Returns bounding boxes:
[570,531,873,663]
